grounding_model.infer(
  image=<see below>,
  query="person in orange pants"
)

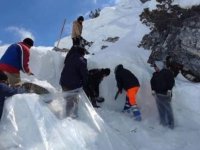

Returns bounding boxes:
[114,64,141,121]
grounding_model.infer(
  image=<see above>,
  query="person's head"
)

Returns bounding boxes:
[23,38,34,47]
[0,71,8,83]
[102,68,111,76]
[114,64,123,74]
[77,16,84,22]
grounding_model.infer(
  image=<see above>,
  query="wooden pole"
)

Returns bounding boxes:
[56,18,66,48]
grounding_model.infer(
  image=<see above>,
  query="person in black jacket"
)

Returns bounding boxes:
[114,64,141,121]
[88,68,110,108]
[60,46,88,118]
[150,61,175,129]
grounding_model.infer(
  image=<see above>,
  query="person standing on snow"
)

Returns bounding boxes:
[87,68,110,108]
[60,46,88,118]
[150,61,175,129]
[0,38,34,86]
[114,64,141,121]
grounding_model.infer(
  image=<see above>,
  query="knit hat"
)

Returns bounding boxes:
[77,16,84,22]
[114,64,123,74]
[23,38,34,47]
[0,71,8,81]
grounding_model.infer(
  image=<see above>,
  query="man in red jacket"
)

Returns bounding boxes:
[0,38,34,86]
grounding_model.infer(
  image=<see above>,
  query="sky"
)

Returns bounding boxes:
[0,0,200,149]
[0,0,116,46]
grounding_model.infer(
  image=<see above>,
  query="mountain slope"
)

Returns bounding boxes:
[0,0,200,150]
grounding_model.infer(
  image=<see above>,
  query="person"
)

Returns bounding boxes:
[0,38,34,86]
[150,61,175,129]
[0,71,26,120]
[88,68,110,108]
[114,64,141,121]
[60,46,88,118]
[71,16,84,46]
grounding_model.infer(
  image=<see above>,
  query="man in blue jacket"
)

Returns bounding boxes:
[0,71,25,120]
[0,38,34,86]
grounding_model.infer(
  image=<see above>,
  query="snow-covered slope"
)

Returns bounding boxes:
[0,0,200,150]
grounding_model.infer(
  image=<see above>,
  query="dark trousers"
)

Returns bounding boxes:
[123,96,132,110]
[155,93,174,128]
[87,85,99,107]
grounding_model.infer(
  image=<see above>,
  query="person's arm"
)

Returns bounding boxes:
[18,43,32,74]
[1,84,23,97]
[166,71,175,90]
[115,73,123,93]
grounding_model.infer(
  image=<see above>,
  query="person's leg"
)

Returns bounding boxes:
[123,96,131,111]
[123,96,141,121]
[126,86,139,106]
[5,72,20,86]
[66,97,75,117]
[62,87,79,118]
[126,87,141,120]
[93,84,104,103]
[164,96,174,129]
[88,85,100,107]
[156,94,169,126]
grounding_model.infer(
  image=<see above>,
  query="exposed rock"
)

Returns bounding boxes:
[139,0,200,82]
[101,45,108,50]
[103,37,120,43]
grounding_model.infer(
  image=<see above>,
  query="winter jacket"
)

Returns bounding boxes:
[0,42,31,73]
[0,82,24,119]
[115,66,140,91]
[71,20,83,39]
[60,47,88,90]
[150,68,175,95]
[88,69,105,97]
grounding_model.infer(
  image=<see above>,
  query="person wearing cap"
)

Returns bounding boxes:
[87,68,110,108]
[60,46,88,118]
[150,61,175,129]
[71,16,84,46]
[0,71,26,120]
[114,64,141,121]
[0,38,34,86]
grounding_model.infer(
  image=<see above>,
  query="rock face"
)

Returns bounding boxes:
[139,1,200,82]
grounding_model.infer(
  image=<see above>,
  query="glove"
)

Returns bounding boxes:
[167,90,172,97]
[132,105,142,121]
[152,90,156,96]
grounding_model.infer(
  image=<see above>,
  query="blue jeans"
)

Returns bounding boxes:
[155,93,174,128]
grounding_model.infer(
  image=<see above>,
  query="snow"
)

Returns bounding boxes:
[0,0,200,150]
